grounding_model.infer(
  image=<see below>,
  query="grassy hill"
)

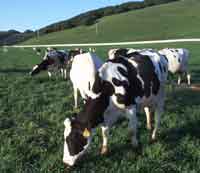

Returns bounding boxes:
[23,0,200,45]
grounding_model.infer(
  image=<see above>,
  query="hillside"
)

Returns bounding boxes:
[0,30,34,46]
[22,0,200,45]
[37,0,178,35]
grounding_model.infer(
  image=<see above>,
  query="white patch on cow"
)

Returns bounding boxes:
[127,48,140,54]
[99,62,128,83]
[108,49,118,60]
[70,52,103,107]
[64,118,72,137]
[137,74,145,89]
[128,58,138,68]
[32,65,39,70]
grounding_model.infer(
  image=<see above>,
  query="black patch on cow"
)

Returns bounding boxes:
[36,48,41,53]
[112,77,121,86]
[162,55,168,62]
[114,48,129,58]
[66,120,88,156]
[57,51,66,64]
[92,72,102,94]
[159,63,163,73]
[112,77,128,88]
[163,66,166,73]
[31,59,55,76]
[68,50,85,59]
[117,66,128,78]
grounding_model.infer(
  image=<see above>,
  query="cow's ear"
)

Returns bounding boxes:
[115,48,128,57]
[64,118,71,128]
[82,128,91,138]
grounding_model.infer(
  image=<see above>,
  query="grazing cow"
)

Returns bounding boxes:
[33,47,42,55]
[159,48,191,85]
[30,49,69,78]
[63,49,168,166]
[69,52,103,108]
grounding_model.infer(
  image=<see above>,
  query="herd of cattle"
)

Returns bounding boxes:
[30,47,190,167]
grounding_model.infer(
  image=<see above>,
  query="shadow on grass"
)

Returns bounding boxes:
[160,120,200,151]
[191,69,200,83]
[167,88,200,110]
[0,68,31,74]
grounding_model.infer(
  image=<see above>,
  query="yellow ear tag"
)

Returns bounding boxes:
[83,128,90,138]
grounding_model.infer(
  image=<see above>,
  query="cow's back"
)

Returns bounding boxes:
[70,52,103,92]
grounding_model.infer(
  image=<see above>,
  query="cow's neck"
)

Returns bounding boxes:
[76,93,110,130]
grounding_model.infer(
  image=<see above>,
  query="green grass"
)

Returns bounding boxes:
[0,42,200,173]
[22,0,200,45]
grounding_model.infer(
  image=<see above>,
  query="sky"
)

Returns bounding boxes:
[0,0,143,32]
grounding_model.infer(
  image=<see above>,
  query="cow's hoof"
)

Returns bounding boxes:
[100,146,108,155]
[64,163,72,170]
[149,135,157,144]
[146,125,152,131]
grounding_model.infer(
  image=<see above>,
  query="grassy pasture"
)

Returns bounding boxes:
[0,43,200,173]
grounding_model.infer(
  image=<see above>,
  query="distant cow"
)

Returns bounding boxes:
[63,49,168,166]
[30,49,69,78]
[159,48,191,85]
[69,52,103,108]
[32,47,42,55]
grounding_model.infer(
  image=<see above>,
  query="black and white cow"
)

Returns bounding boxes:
[30,49,70,78]
[159,48,191,85]
[33,47,42,55]
[63,49,168,166]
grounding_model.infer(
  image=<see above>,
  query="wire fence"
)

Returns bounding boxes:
[2,38,200,48]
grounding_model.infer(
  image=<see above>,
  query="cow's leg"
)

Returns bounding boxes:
[64,69,67,79]
[187,72,191,85]
[101,107,122,154]
[126,106,138,147]
[151,86,165,141]
[48,71,52,78]
[177,74,181,85]
[144,107,154,130]
[151,109,161,141]
[61,68,64,78]
[100,126,109,155]
[73,87,78,108]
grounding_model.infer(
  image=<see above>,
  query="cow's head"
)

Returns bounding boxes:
[108,48,128,60]
[30,59,55,76]
[63,117,92,167]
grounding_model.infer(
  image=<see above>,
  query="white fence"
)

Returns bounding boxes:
[3,38,200,48]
